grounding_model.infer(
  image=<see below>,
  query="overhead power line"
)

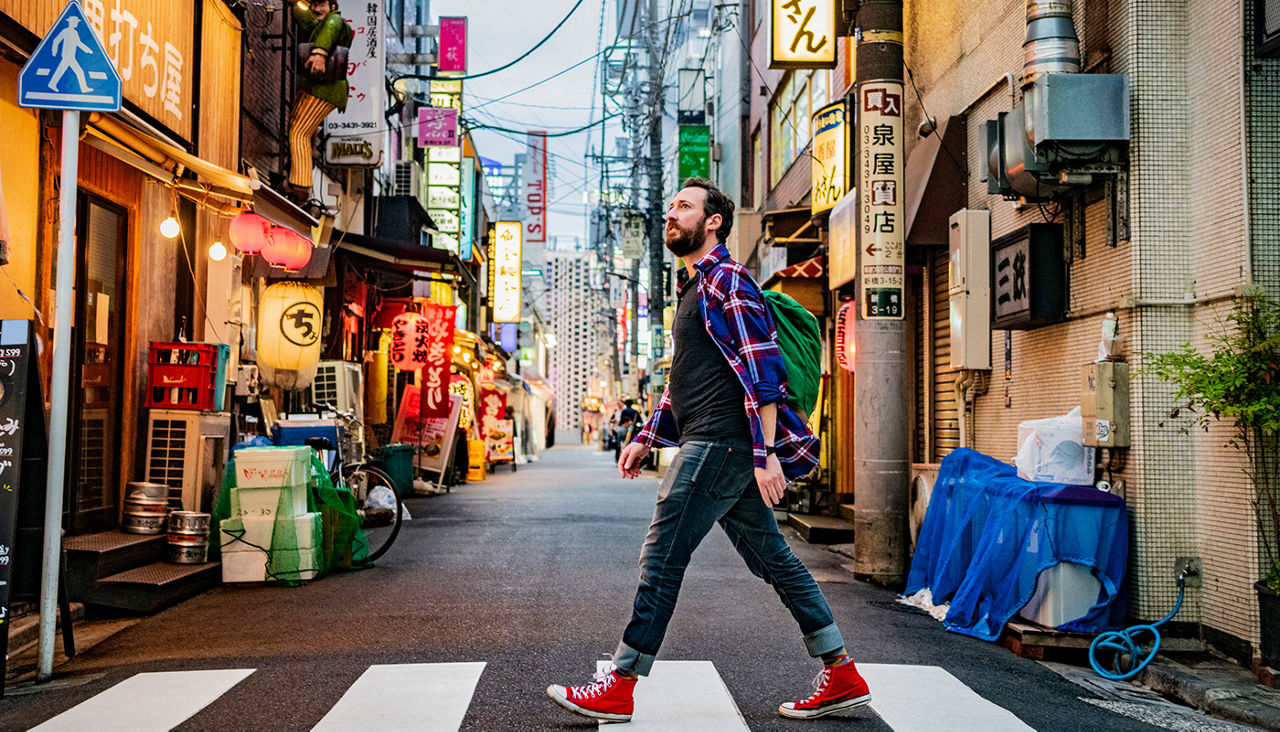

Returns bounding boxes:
[464,112,622,138]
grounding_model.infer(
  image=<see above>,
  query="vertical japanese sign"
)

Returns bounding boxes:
[438,16,467,74]
[491,222,523,323]
[769,0,836,69]
[459,161,476,260]
[616,308,627,352]
[677,125,710,179]
[325,0,384,166]
[0,321,37,655]
[418,108,458,146]
[479,387,506,439]
[420,303,458,418]
[524,133,547,243]
[810,100,846,214]
[859,81,905,319]
[426,145,462,254]
[620,209,644,259]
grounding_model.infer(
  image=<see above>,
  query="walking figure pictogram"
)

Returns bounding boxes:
[48,16,92,93]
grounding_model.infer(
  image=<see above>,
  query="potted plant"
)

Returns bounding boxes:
[1146,292,1280,666]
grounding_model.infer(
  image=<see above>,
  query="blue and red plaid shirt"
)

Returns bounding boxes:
[634,243,820,481]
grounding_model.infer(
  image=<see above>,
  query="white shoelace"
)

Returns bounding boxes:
[801,667,833,703]
[574,665,618,700]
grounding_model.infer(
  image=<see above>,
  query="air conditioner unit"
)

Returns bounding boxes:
[145,409,232,513]
[392,160,420,197]
[307,360,365,457]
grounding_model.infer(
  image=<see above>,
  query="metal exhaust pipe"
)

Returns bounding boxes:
[1023,0,1080,84]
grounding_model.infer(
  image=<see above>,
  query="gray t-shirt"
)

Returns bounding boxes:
[668,274,751,447]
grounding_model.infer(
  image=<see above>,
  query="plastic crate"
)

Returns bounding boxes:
[145,342,231,411]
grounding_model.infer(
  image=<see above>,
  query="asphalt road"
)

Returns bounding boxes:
[0,446,1166,731]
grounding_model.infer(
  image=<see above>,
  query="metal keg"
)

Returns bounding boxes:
[166,511,211,564]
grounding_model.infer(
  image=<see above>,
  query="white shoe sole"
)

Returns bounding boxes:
[778,693,872,719]
[546,685,633,723]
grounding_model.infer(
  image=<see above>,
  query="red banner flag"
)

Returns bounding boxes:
[420,304,457,418]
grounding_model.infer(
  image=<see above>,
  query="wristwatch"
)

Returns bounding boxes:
[764,444,778,456]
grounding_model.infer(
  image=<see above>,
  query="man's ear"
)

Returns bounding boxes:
[705,213,722,238]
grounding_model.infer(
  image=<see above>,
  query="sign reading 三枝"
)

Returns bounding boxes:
[859,81,905,320]
[769,0,836,69]
[810,100,846,215]
[491,222,523,323]
[524,133,547,243]
[324,0,384,166]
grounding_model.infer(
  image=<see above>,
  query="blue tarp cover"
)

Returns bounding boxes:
[905,448,1129,640]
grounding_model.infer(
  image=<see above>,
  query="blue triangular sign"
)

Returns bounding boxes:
[18,1,121,112]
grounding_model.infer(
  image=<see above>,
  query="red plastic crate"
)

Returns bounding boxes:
[145,342,220,411]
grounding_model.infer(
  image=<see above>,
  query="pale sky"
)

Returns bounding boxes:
[427,0,628,248]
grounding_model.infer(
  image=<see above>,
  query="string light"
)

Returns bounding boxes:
[160,212,181,239]
[208,240,227,262]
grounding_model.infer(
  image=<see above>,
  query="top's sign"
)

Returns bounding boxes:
[438,16,467,74]
[770,0,837,69]
[810,100,847,214]
[324,0,385,167]
[18,1,121,112]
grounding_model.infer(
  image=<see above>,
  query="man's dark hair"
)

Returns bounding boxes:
[624,399,635,407]
[682,177,734,244]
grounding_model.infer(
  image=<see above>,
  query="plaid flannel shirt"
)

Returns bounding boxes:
[633,243,820,481]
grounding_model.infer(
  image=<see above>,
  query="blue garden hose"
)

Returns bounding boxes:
[1089,566,1194,680]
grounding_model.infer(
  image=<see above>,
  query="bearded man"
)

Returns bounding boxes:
[546,178,872,723]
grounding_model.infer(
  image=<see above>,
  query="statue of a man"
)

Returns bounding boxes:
[288,0,354,203]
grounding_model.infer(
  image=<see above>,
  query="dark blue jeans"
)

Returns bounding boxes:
[613,441,843,676]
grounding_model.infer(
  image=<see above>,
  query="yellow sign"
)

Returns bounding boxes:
[858,81,905,320]
[491,221,523,323]
[770,0,837,69]
[810,100,846,215]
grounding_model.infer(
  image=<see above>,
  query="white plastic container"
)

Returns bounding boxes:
[233,446,311,489]
[220,549,320,583]
[220,513,322,583]
[1019,561,1102,628]
[220,512,320,553]
[231,484,308,520]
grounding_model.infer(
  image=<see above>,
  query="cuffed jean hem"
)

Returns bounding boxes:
[613,640,656,677]
[803,622,844,658]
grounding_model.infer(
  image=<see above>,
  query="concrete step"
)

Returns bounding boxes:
[786,514,856,544]
[5,603,85,654]
[86,561,222,614]
[64,531,167,601]
[839,503,856,522]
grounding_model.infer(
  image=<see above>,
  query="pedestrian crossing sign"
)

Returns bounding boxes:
[17,0,121,112]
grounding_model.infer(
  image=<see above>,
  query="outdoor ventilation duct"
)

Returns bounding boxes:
[983,0,1129,200]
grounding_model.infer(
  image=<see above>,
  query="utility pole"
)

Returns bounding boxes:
[645,0,666,388]
[627,35,645,395]
[851,0,908,587]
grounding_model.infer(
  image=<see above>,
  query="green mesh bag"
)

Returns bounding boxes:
[212,451,371,586]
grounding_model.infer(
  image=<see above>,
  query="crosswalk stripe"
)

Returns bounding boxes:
[597,660,748,730]
[311,662,486,731]
[859,664,1034,731]
[29,669,256,732]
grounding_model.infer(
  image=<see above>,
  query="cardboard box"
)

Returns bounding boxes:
[234,446,312,489]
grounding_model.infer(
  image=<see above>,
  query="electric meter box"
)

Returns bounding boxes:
[1082,361,1130,448]
[948,209,991,370]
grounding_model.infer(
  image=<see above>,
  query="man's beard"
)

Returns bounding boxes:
[664,216,705,257]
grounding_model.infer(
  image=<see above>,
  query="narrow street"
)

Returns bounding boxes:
[1,447,1172,731]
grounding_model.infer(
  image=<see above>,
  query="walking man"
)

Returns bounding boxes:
[48,16,92,94]
[547,178,871,722]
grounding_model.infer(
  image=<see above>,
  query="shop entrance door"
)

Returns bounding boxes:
[66,193,129,533]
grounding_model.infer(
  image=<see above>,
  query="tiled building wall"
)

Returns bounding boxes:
[905,0,1259,646]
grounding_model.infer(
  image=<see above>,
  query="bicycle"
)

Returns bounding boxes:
[296,402,404,562]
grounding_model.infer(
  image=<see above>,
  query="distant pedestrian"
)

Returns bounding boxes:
[613,399,641,462]
[547,178,870,723]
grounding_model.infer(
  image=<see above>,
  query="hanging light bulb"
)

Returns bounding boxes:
[208,240,227,262]
[160,213,181,239]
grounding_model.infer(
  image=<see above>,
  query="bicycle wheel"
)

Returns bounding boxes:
[341,463,403,561]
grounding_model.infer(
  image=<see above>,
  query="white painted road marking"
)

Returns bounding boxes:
[311,662,487,731]
[29,669,255,732]
[597,660,748,730]
[859,664,1034,731]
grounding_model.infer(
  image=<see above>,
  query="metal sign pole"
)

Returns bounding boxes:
[38,109,80,680]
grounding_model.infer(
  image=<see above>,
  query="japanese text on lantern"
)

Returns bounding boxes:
[859,82,905,320]
[492,222,523,323]
[420,304,457,418]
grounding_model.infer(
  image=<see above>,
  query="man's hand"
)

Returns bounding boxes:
[306,53,327,76]
[618,442,651,479]
[755,454,787,506]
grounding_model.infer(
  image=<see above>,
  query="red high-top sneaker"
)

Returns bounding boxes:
[778,660,872,719]
[546,666,637,723]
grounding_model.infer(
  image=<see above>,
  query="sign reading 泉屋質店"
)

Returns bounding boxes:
[810,100,846,215]
[769,0,836,69]
[524,133,547,243]
[325,0,384,166]
[11,0,195,138]
[491,222,523,323]
[859,81,905,320]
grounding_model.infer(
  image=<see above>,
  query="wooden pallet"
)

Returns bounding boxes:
[1001,620,1205,660]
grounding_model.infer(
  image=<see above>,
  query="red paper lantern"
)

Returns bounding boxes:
[835,301,856,373]
[390,312,425,371]
[228,212,272,255]
[262,227,313,271]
